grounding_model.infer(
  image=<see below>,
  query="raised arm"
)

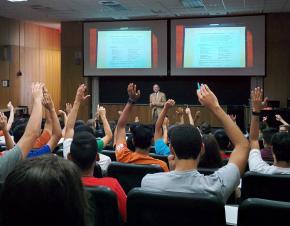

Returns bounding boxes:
[0,112,14,150]
[43,109,52,135]
[6,102,14,132]
[58,110,68,137]
[154,99,175,141]
[17,82,43,158]
[42,91,62,151]
[115,83,140,145]
[185,107,194,126]
[176,107,184,125]
[197,84,249,174]
[276,114,289,126]
[64,84,90,139]
[99,106,113,147]
[249,87,267,150]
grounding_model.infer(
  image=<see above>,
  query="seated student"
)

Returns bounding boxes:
[154,99,175,156]
[249,87,290,174]
[141,84,249,203]
[260,127,278,161]
[63,84,112,174]
[214,129,231,159]
[198,134,223,169]
[115,83,169,172]
[68,131,127,222]
[0,155,90,226]
[0,82,44,183]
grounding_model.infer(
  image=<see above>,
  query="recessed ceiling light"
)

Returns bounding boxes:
[7,0,28,2]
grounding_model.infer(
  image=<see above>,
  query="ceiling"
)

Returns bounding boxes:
[0,0,289,23]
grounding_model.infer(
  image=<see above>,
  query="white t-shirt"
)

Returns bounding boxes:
[248,149,290,174]
[142,163,240,204]
[63,138,111,174]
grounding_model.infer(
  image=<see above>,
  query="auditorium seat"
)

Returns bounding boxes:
[241,171,290,202]
[238,198,290,226]
[84,186,121,226]
[107,162,163,194]
[127,188,225,226]
[93,163,103,178]
[100,150,116,161]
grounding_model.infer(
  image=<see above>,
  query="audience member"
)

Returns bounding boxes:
[0,82,43,183]
[260,127,278,161]
[198,134,223,168]
[249,87,290,174]
[0,155,90,226]
[214,129,231,159]
[115,83,169,172]
[142,84,249,203]
[68,131,127,222]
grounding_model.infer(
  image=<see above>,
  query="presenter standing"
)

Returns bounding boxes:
[150,84,166,122]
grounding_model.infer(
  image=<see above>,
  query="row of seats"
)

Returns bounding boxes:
[85,186,290,226]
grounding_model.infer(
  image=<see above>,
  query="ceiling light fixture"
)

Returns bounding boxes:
[7,0,28,2]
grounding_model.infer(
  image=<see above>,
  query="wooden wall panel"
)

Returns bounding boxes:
[0,17,60,112]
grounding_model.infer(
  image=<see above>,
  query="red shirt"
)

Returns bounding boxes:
[220,151,230,160]
[82,177,127,222]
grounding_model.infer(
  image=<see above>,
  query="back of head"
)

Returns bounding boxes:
[169,124,202,160]
[199,122,212,135]
[75,125,96,136]
[214,129,230,151]
[271,132,290,162]
[74,120,85,129]
[131,124,153,150]
[12,123,27,143]
[71,131,98,171]
[199,134,222,168]
[262,127,278,146]
[0,155,88,226]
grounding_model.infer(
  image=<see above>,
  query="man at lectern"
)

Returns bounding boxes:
[150,84,167,122]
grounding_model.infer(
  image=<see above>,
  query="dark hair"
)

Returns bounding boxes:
[199,122,212,135]
[11,117,28,132]
[75,125,95,136]
[199,134,222,168]
[0,155,89,226]
[74,120,85,129]
[169,124,202,160]
[131,124,153,149]
[271,132,290,162]
[262,127,278,145]
[71,131,98,171]
[214,129,230,151]
[126,133,135,151]
[12,123,27,143]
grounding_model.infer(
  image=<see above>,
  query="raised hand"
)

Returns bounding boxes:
[251,87,267,113]
[262,116,268,123]
[135,116,140,123]
[58,110,67,116]
[196,84,219,111]
[185,107,191,115]
[42,92,54,111]
[194,111,201,119]
[229,114,237,122]
[118,110,123,116]
[31,82,44,101]
[75,84,90,103]
[66,103,73,114]
[7,101,14,111]
[275,114,283,122]
[99,106,106,118]
[127,83,140,102]
[164,99,175,109]
[0,112,8,130]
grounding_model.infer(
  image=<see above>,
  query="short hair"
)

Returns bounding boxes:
[271,132,290,162]
[169,124,202,160]
[262,127,278,145]
[71,131,98,171]
[74,120,85,129]
[131,124,153,149]
[75,125,95,136]
[214,129,230,150]
[199,122,212,135]
[12,123,27,143]
[0,155,89,226]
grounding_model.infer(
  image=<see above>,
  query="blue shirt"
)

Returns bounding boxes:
[154,139,170,156]
[27,145,51,158]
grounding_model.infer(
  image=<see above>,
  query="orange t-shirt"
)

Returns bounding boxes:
[33,130,51,149]
[115,143,169,172]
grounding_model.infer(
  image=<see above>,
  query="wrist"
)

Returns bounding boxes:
[127,98,136,105]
